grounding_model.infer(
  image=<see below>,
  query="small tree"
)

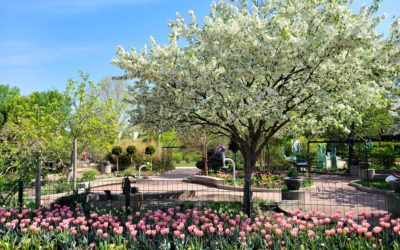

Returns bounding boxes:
[126,145,137,168]
[112,146,123,172]
[145,145,156,165]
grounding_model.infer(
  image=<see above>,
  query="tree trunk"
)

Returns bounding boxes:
[203,137,208,176]
[117,156,119,172]
[131,156,133,168]
[72,138,77,191]
[35,161,41,209]
[266,142,271,175]
[242,150,257,217]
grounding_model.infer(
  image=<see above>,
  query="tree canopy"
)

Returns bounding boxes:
[114,0,399,214]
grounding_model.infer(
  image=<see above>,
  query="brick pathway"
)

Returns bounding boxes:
[90,168,387,215]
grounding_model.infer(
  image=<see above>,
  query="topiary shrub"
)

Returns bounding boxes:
[112,146,123,172]
[145,145,156,156]
[112,146,123,156]
[126,145,137,167]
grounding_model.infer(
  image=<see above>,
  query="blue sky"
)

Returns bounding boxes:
[0,0,398,95]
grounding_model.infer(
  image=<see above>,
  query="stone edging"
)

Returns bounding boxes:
[310,171,349,176]
[189,175,315,192]
[348,180,387,195]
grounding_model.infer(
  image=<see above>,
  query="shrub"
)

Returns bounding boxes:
[82,169,99,181]
[369,143,396,169]
[112,146,123,156]
[196,149,223,172]
[183,154,193,163]
[287,168,299,178]
[172,152,183,163]
[126,145,137,156]
[122,168,135,177]
[145,145,156,156]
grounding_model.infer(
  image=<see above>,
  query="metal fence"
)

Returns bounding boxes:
[4,165,388,217]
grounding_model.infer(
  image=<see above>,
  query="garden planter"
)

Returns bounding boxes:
[284,177,303,190]
[281,189,305,201]
[360,169,375,180]
[350,165,360,177]
[389,180,400,193]
[385,191,400,218]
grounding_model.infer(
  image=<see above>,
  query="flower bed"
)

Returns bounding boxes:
[0,205,399,249]
[355,180,392,191]
[209,172,314,189]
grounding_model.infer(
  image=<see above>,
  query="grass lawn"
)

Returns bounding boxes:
[355,179,392,191]
[174,162,197,168]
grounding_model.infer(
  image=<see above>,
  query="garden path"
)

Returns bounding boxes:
[90,168,387,215]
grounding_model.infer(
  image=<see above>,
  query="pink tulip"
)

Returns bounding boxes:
[161,228,169,235]
[130,230,138,237]
[195,229,203,237]
[373,226,382,234]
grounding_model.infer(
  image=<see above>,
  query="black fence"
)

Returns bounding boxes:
[3,166,388,217]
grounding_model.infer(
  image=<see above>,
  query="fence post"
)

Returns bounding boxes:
[306,141,311,179]
[123,177,131,214]
[35,162,41,209]
[18,179,23,212]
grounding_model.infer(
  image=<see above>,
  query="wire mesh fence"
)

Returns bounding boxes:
[4,166,388,218]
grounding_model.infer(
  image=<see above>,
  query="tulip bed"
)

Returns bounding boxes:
[0,204,399,250]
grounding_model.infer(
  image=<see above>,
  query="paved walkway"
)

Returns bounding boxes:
[89,168,386,215]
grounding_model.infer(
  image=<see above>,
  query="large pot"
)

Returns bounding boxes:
[360,169,375,180]
[284,177,303,190]
[389,180,400,193]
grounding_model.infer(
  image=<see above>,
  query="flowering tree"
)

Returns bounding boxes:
[114,0,399,214]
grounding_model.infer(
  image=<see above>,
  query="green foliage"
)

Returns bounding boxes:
[66,71,120,160]
[126,145,137,156]
[112,146,123,156]
[145,145,156,156]
[287,168,299,178]
[81,169,99,181]
[41,179,72,195]
[172,152,183,163]
[0,85,19,128]
[369,143,397,169]
[355,179,392,191]
[122,168,135,177]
